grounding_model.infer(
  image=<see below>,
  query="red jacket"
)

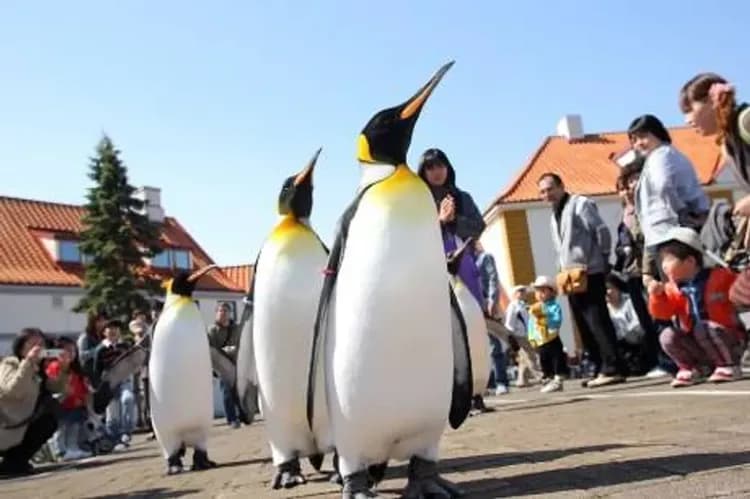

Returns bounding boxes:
[649,267,742,339]
[46,361,89,410]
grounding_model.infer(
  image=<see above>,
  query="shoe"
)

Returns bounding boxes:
[0,461,34,477]
[113,443,127,452]
[120,434,131,445]
[645,367,669,378]
[493,384,509,396]
[515,380,528,388]
[670,369,696,388]
[540,377,563,393]
[230,421,241,429]
[708,366,739,383]
[586,373,625,388]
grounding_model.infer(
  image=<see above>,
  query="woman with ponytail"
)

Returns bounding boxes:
[680,73,750,215]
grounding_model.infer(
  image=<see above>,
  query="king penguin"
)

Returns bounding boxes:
[307,62,473,499]
[150,265,219,475]
[447,239,491,416]
[241,149,332,490]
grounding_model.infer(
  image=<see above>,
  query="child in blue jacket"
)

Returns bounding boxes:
[528,275,569,393]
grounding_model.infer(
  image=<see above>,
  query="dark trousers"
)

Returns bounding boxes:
[2,412,57,469]
[487,334,509,387]
[568,272,625,376]
[537,336,569,378]
[625,277,660,370]
[220,380,238,424]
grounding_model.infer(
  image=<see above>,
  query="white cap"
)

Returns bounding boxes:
[531,275,555,289]
[654,227,703,254]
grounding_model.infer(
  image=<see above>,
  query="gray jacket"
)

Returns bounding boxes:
[550,194,612,275]
[635,144,709,249]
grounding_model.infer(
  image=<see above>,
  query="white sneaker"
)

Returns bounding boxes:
[120,434,131,445]
[493,385,509,396]
[540,377,563,393]
[113,443,127,452]
[645,367,669,378]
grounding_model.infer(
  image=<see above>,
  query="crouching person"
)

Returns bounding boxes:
[648,227,746,387]
[0,328,72,477]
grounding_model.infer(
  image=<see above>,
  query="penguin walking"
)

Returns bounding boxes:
[447,240,492,415]
[150,265,219,475]
[307,62,473,499]
[242,149,333,489]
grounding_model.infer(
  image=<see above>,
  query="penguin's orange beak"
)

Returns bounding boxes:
[294,147,322,186]
[187,264,218,283]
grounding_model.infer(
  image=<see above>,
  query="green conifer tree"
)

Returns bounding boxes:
[74,136,162,322]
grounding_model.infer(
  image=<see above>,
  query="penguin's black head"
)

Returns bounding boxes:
[165,265,218,298]
[447,237,474,276]
[278,148,321,219]
[357,61,454,166]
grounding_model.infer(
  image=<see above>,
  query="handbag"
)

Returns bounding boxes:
[556,266,588,295]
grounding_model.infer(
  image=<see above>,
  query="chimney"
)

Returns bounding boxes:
[556,114,584,140]
[134,186,165,223]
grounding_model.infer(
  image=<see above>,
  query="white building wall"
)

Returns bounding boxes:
[479,212,513,302]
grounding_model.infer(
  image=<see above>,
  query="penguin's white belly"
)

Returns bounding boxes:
[454,280,490,396]
[254,229,329,463]
[329,184,452,465]
[149,301,213,451]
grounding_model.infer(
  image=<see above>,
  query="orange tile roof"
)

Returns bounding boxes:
[489,126,724,208]
[0,195,243,292]
[220,265,254,294]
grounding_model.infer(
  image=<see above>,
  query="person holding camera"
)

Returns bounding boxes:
[0,328,72,477]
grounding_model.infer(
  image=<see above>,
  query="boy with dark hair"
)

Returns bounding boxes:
[648,227,746,387]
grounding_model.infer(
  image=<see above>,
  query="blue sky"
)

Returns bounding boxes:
[1,2,747,265]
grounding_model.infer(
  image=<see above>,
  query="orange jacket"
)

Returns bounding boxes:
[648,268,742,338]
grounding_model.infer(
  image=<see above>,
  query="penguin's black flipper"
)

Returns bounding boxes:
[307,185,373,431]
[448,285,473,430]
[235,250,262,422]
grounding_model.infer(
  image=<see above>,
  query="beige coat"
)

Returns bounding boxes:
[0,356,68,450]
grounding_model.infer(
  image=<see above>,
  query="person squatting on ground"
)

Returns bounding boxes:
[0,328,72,477]
[648,227,747,387]
[504,285,543,387]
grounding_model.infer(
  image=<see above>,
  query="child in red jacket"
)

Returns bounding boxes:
[648,227,746,387]
[46,337,92,460]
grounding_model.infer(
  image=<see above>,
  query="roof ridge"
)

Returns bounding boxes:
[484,136,552,214]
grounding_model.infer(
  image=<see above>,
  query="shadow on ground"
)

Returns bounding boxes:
[84,488,201,499]
[458,451,750,498]
[383,444,635,480]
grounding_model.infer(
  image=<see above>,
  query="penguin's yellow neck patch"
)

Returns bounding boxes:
[270,215,307,242]
[366,164,435,219]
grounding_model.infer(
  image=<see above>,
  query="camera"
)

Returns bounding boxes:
[41,348,63,359]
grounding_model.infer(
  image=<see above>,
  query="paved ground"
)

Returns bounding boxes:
[4,375,750,498]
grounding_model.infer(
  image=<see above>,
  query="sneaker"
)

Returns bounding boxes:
[708,366,739,383]
[493,384,509,396]
[540,377,563,393]
[113,443,127,452]
[586,373,626,388]
[231,421,241,429]
[120,434,131,445]
[645,367,670,378]
[671,369,696,388]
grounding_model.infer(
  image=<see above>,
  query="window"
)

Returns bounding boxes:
[173,250,191,270]
[151,251,170,268]
[150,249,191,270]
[51,295,63,308]
[58,241,81,263]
